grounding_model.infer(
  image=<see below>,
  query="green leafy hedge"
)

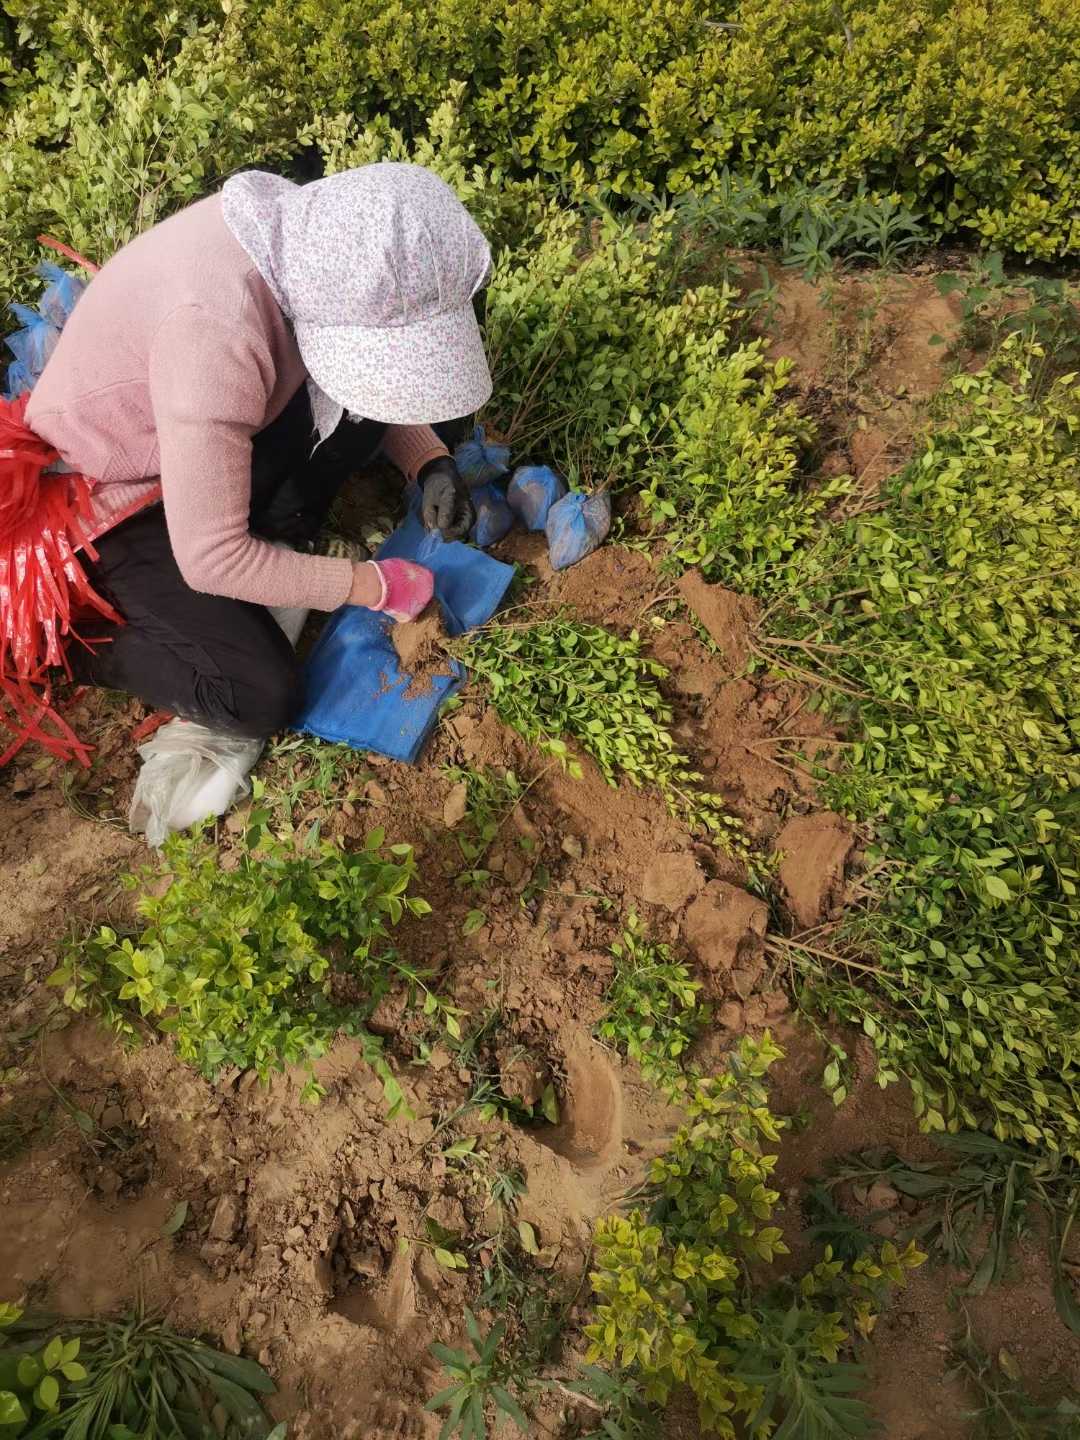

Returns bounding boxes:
[263,0,1080,259]
[2,0,1079,277]
[769,338,1080,1153]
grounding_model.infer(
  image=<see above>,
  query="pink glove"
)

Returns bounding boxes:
[369,558,435,623]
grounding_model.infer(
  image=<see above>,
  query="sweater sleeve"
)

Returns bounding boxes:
[148,306,353,611]
[381,424,449,483]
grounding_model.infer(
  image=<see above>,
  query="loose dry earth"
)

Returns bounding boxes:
[2,268,1076,1438]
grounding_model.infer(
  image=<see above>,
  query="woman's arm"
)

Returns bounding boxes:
[149,307,354,611]
[381,424,449,482]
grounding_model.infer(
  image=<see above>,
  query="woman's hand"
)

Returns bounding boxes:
[418,456,475,541]
[349,558,434,622]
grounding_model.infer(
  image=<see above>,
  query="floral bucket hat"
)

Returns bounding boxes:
[222,162,492,430]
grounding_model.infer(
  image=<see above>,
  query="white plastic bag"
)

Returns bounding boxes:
[129,602,308,846]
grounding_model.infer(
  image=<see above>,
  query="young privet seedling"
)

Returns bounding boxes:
[0,1307,284,1439]
[460,619,751,863]
[425,1310,530,1440]
[52,812,454,1110]
[824,1132,1080,1335]
[584,1036,925,1438]
[596,915,706,1091]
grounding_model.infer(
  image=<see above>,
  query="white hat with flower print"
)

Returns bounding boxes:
[222,162,492,427]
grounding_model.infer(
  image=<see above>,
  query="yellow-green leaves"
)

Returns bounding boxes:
[55,825,440,1112]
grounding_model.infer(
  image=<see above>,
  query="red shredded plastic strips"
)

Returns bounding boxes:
[0,393,121,767]
[36,234,100,275]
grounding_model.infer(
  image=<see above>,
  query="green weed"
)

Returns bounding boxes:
[425,1310,530,1440]
[824,1133,1080,1335]
[761,336,1080,1152]
[948,1324,1080,1440]
[0,1306,284,1439]
[596,915,707,1090]
[935,254,1080,381]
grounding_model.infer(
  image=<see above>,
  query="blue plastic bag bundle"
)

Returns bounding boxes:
[3,263,86,400]
[295,505,514,763]
[506,464,566,532]
[470,482,514,549]
[454,423,510,486]
[546,489,612,571]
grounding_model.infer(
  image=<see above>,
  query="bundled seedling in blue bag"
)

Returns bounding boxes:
[454,423,510,486]
[507,464,566,532]
[546,488,612,570]
[470,482,514,549]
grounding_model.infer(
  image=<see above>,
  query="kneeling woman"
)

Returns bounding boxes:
[15,162,490,745]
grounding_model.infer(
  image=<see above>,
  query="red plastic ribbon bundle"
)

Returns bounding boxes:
[0,392,120,766]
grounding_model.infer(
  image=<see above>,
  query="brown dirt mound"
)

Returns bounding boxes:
[391,603,452,699]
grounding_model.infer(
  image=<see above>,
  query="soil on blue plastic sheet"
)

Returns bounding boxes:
[391,602,452,700]
[1,269,1076,1440]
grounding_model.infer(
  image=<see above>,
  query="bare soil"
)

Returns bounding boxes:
[2,270,1076,1439]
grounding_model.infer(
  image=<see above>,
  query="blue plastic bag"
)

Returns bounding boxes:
[3,262,86,400]
[470,482,514,549]
[546,489,612,571]
[295,507,514,763]
[455,424,510,486]
[506,464,566,532]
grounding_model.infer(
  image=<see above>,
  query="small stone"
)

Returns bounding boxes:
[341,1200,356,1228]
[503,851,528,887]
[349,1248,382,1278]
[442,783,468,829]
[208,1193,242,1242]
[282,1247,298,1264]
[561,835,584,860]
[866,1181,900,1212]
[284,1226,305,1245]
[743,996,767,1027]
[427,1046,452,1071]
[220,1317,242,1355]
[96,1167,121,1197]
[363,780,388,806]
[716,1000,743,1030]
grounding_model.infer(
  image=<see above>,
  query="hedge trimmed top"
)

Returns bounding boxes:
[2,0,1079,272]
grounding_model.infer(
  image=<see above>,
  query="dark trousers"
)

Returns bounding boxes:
[72,389,388,740]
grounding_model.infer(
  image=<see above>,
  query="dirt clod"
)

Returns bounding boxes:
[641,851,704,911]
[391,603,452,699]
[209,1193,242,1242]
[442,782,468,829]
[776,811,856,929]
[497,1047,552,1109]
[681,880,768,992]
[677,572,758,673]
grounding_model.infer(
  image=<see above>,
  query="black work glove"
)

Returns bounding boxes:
[419,456,475,541]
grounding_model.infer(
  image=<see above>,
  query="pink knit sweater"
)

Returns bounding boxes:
[26,195,449,612]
